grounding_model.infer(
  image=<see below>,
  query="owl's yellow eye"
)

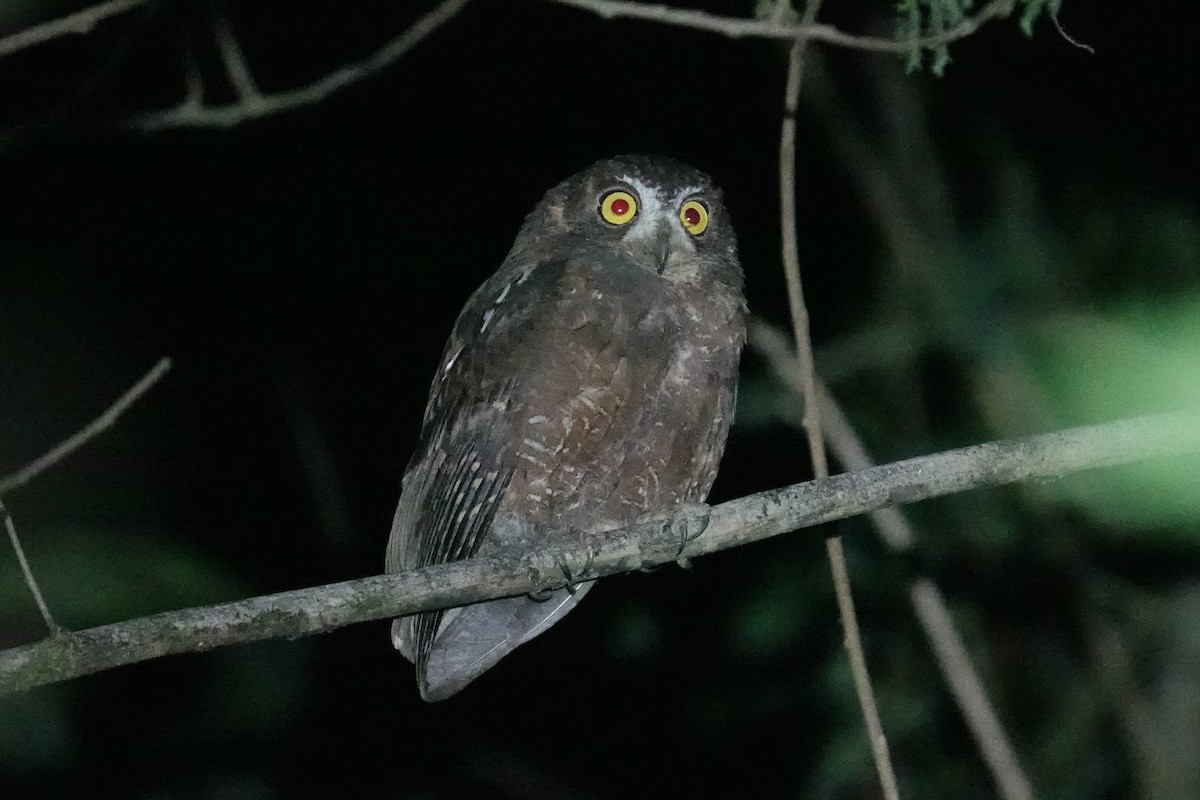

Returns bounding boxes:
[599,191,638,225]
[679,200,709,236]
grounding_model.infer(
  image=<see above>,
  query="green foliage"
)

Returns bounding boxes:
[0,526,248,628]
[1019,0,1062,36]
[896,0,971,75]
[1022,299,1200,532]
[897,0,1063,75]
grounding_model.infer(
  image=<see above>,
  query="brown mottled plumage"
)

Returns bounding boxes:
[385,154,746,701]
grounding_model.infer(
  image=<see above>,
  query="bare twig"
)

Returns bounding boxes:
[0,0,151,60]
[1050,9,1095,55]
[545,0,1014,52]
[210,4,261,101]
[776,2,900,796]
[752,318,1036,800]
[0,358,172,637]
[0,0,1013,64]
[0,357,172,495]
[3,410,1198,695]
[1,500,60,634]
[128,0,470,130]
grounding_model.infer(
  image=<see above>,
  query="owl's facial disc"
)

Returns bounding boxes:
[605,176,705,276]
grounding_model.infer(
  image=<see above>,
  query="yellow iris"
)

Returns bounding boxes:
[679,200,709,236]
[600,191,638,225]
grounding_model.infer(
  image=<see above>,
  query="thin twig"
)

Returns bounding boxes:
[0,0,1011,63]
[3,410,1197,694]
[1050,9,1095,55]
[777,2,900,796]
[1,500,60,634]
[210,3,262,101]
[0,0,150,60]
[127,0,470,130]
[0,358,172,495]
[545,0,1014,52]
[751,319,1037,800]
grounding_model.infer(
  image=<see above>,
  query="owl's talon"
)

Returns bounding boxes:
[559,560,577,593]
[527,587,555,603]
[671,504,712,563]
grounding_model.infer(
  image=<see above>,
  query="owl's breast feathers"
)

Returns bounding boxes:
[386,251,744,699]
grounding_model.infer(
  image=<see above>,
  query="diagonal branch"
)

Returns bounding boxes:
[1,500,60,634]
[3,410,1198,695]
[210,3,262,102]
[127,0,470,130]
[0,0,151,60]
[0,357,172,495]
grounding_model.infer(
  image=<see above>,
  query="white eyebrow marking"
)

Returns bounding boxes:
[617,176,663,212]
[481,307,496,332]
[495,282,512,304]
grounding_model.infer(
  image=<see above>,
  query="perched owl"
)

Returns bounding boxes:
[386,154,746,701]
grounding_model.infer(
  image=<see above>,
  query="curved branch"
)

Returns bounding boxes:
[543,0,1014,52]
[3,410,1198,694]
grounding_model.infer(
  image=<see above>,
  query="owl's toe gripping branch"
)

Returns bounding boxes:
[528,534,597,601]
[672,504,712,570]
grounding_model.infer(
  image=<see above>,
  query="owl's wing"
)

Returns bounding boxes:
[386,258,615,700]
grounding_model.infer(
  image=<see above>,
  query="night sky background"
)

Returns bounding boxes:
[2,1,1198,798]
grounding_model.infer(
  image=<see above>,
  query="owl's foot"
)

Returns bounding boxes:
[528,536,596,600]
[527,586,555,602]
[672,504,712,569]
[557,541,597,594]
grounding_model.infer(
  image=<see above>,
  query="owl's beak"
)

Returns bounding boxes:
[653,225,672,275]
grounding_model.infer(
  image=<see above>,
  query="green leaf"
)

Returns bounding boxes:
[1024,297,1200,531]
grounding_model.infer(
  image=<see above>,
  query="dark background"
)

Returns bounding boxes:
[2,1,1198,798]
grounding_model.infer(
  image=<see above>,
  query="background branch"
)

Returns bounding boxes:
[3,410,1197,695]
[0,357,172,495]
[0,0,150,60]
[545,0,1013,51]
[126,0,469,129]
[1,500,60,634]
[776,1,900,795]
[754,313,1035,800]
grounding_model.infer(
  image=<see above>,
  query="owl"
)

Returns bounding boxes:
[385,154,746,701]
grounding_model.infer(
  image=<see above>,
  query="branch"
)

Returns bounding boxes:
[127,0,469,130]
[210,4,262,102]
[0,0,150,60]
[543,0,1014,52]
[753,317,1037,800]
[0,357,172,495]
[1,357,172,642]
[4,410,1198,694]
[1,500,60,633]
[776,0,899,794]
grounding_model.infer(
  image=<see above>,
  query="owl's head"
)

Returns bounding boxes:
[514,154,742,291]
